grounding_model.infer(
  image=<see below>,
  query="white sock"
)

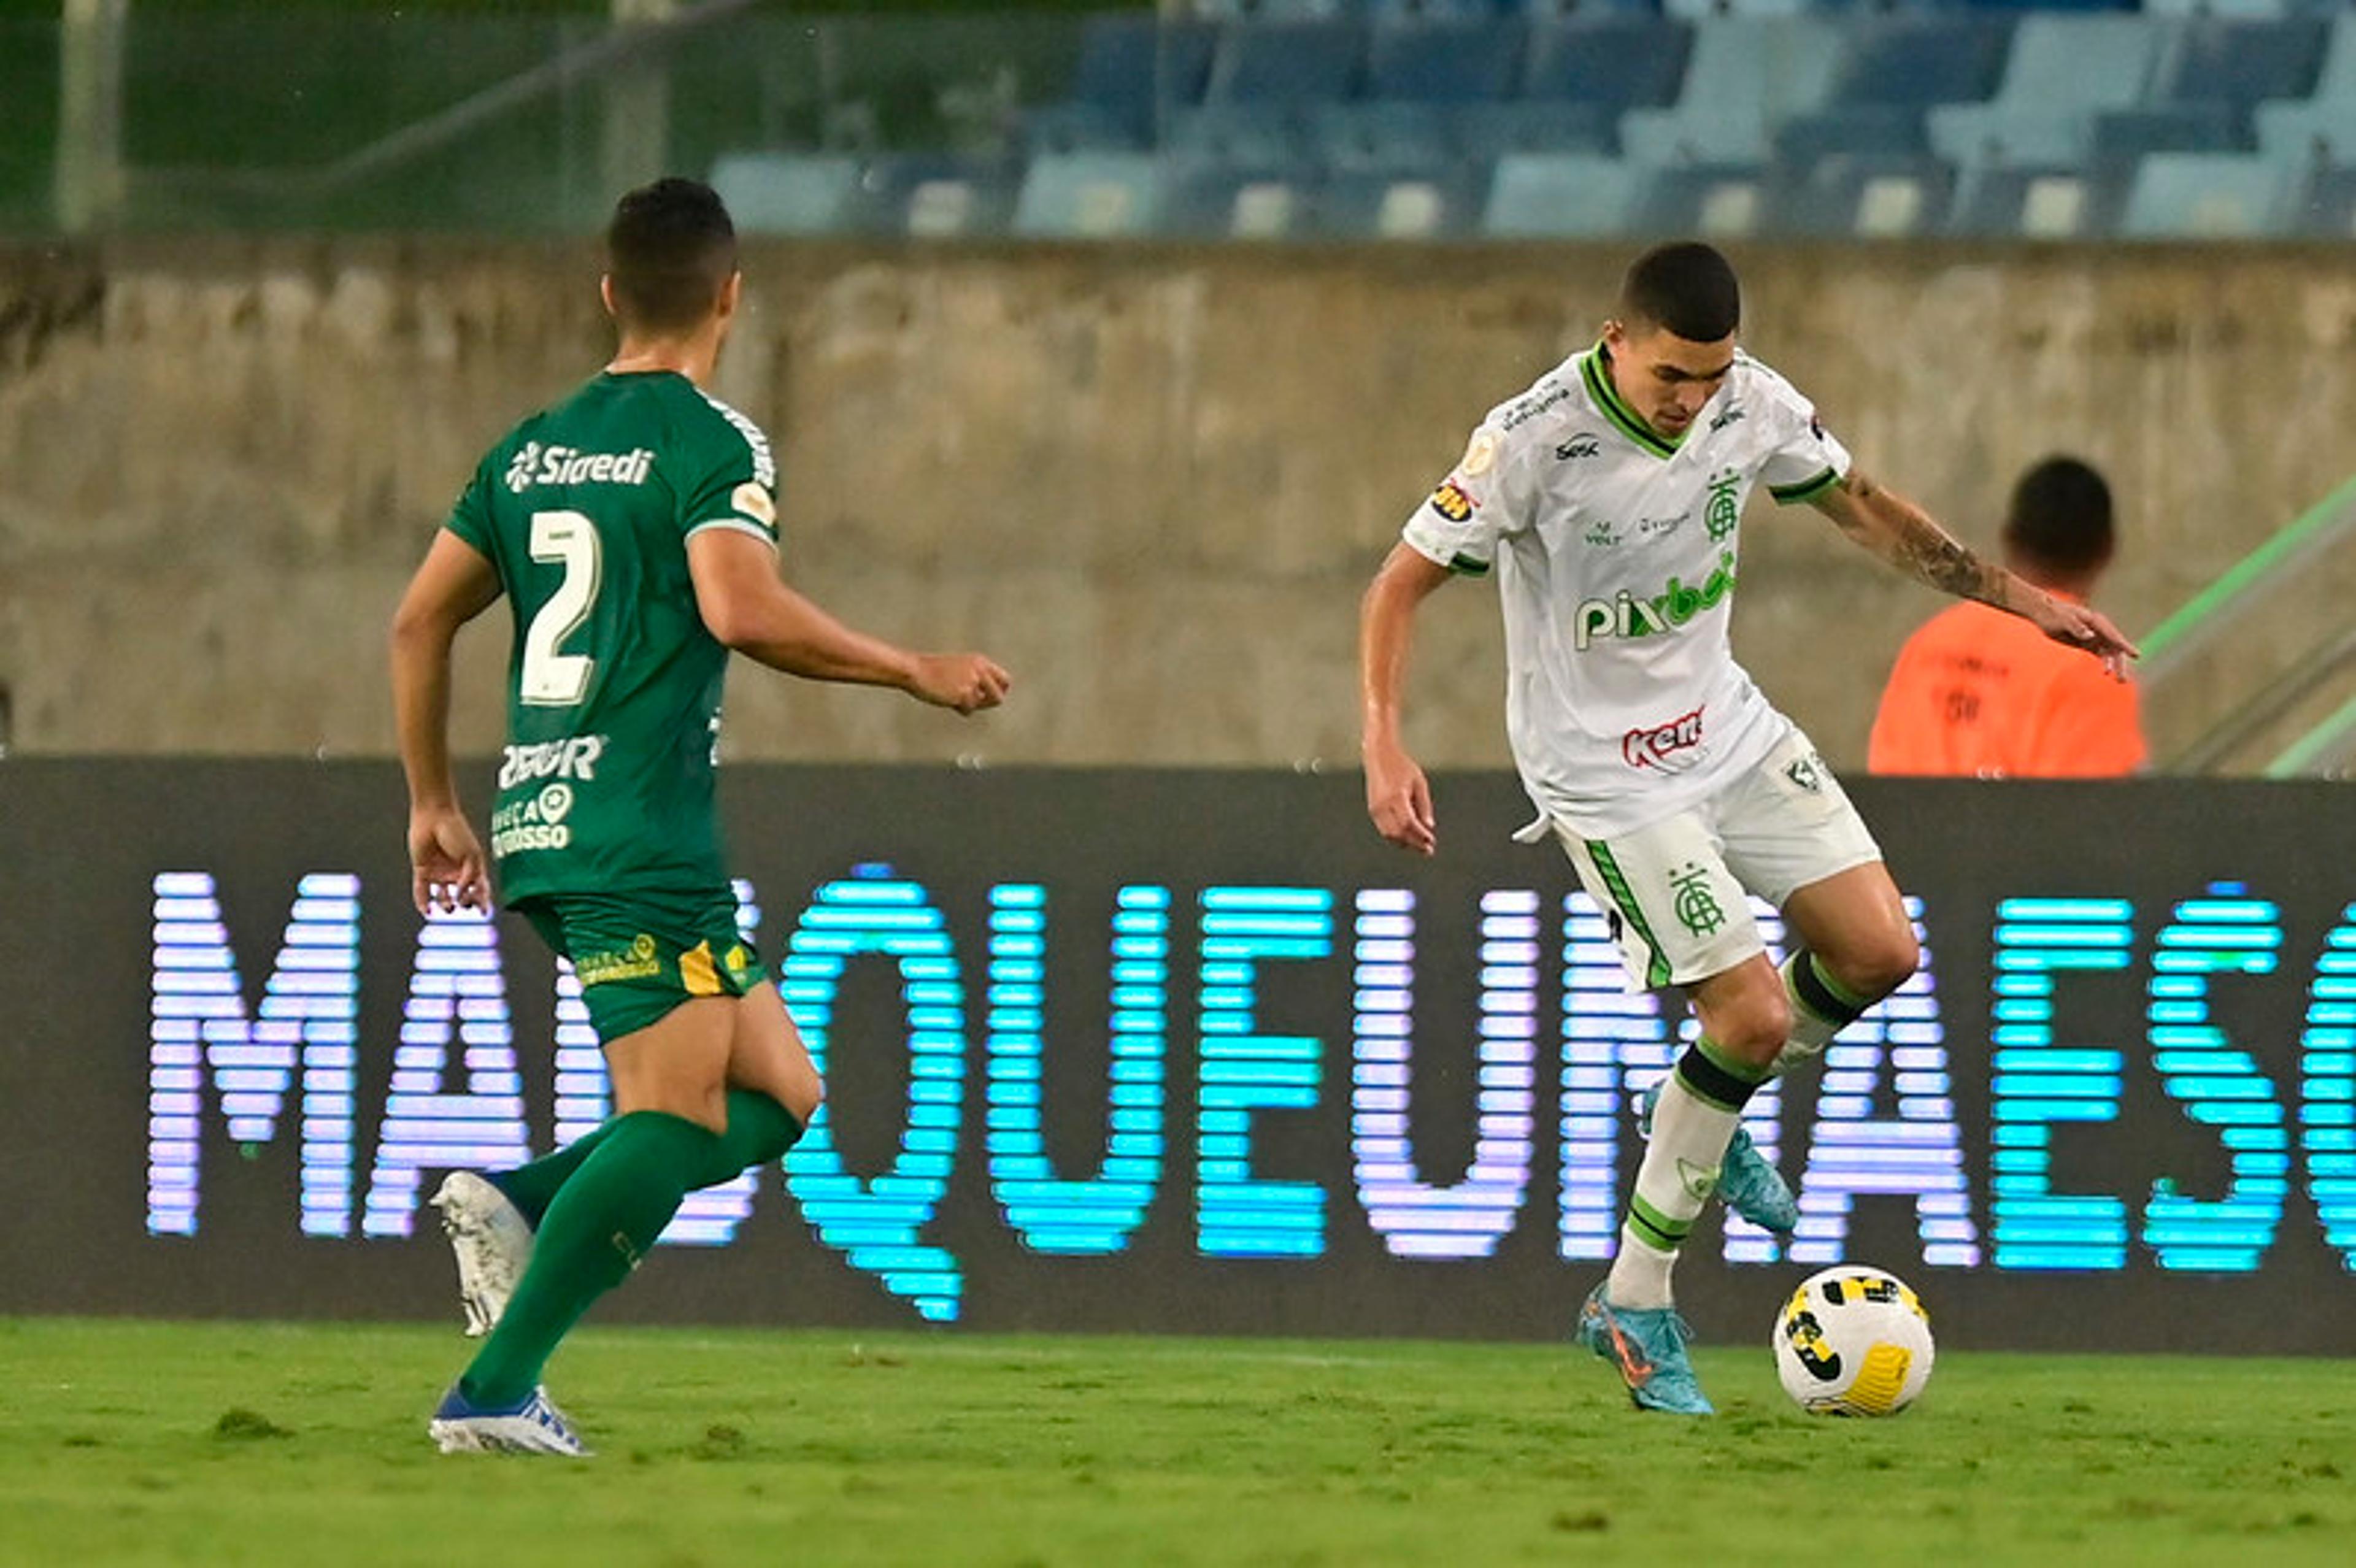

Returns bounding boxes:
[1607,1056,1749,1307]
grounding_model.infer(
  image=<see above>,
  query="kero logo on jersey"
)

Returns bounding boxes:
[1573,551,1738,650]
[505,444,655,493]
[1622,705,1706,771]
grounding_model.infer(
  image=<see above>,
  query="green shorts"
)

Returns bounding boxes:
[514,886,768,1043]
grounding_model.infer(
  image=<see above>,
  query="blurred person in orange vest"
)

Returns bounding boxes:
[1868,455,2146,777]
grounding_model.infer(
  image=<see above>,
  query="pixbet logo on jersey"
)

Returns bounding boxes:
[1622,706,1706,771]
[1573,551,1738,650]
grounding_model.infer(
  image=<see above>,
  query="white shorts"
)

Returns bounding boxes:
[1552,729,1883,990]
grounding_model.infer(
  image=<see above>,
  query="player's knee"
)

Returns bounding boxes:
[1832,928,1920,1005]
[1700,978,1791,1069]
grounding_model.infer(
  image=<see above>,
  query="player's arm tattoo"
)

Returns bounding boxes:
[1822,469,2009,607]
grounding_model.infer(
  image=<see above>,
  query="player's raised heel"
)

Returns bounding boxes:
[430,1171,534,1338]
[428,1382,590,1456]
[1578,1283,1714,1415]
[1640,1080,1798,1236]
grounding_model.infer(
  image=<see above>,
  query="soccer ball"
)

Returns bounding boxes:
[1772,1266,1935,1416]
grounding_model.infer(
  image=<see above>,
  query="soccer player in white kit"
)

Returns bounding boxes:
[1358,244,2134,1414]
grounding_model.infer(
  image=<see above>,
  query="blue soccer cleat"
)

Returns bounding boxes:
[1577,1284,1715,1416]
[428,1383,591,1457]
[1641,1080,1798,1236]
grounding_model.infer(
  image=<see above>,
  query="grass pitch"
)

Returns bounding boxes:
[2,1319,2349,1567]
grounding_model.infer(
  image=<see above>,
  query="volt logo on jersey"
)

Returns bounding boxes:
[1571,551,1738,650]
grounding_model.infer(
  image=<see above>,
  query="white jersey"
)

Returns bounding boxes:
[1401,343,1851,837]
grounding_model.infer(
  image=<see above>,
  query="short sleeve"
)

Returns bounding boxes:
[443,456,497,556]
[1399,423,1540,577]
[682,401,782,550]
[1758,392,1852,507]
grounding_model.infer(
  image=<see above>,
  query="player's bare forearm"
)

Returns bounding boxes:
[1359,544,1450,854]
[1812,469,2012,607]
[1812,469,2139,673]
[720,584,1011,714]
[730,586,920,687]
[390,532,501,810]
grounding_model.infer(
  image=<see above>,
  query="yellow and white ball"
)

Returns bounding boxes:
[1772,1266,1935,1416]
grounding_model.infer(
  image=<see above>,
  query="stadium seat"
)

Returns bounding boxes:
[2118,151,2292,238]
[2286,162,2356,237]
[1631,163,1770,241]
[1660,0,1809,20]
[1773,107,1927,167]
[1482,152,1642,237]
[1169,104,1309,168]
[2100,17,2332,155]
[2092,103,2245,159]
[1947,162,2135,240]
[1521,17,1692,118]
[1308,102,1455,173]
[1363,17,1526,105]
[1026,102,1150,156]
[1771,15,2008,166]
[1160,155,1318,240]
[1033,15,1218,149]
[851,156,1020,239]
[2254,17,2356,166]
[709,153,859,236]
[1013,152,1166,237]
[1203,20,1366,106]
[1619,17,1844,167]
[1927,15,2162,169]
[1777,155,1955,240]
[1449,101,1618,163]
[1315,165,1487,240]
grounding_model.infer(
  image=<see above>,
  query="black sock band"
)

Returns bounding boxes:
[1674,1040,1764,1113]
[1792,951,1869,1028]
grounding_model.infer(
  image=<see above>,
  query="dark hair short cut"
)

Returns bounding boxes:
[606,177,737,335]
[1619,242,1741,342]
[2003,456,2115,578]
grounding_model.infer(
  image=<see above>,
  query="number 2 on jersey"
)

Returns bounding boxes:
[521,509,601,706]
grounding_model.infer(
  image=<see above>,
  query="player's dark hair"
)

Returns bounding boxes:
[1619,242,1741,342]
[2003,456,2115,580]
[606,177,737,336]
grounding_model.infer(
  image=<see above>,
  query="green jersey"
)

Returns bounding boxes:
[444,369,780,904]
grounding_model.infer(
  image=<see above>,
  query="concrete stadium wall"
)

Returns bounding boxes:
[4,238,2353,771]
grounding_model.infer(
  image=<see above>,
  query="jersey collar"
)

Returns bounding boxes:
[1580,342,1682,461]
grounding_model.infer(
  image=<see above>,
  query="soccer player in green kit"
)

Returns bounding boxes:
[390,177,1010,1455]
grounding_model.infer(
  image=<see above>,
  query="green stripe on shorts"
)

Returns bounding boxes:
[1587,839,1673,989]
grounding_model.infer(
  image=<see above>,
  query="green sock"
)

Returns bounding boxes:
[459,1110,722,1409]
[490,1089,806,1226]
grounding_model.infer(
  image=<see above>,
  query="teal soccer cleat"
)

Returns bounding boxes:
[1577,1284,1715,1416]
[1641,1079,1798,1235]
